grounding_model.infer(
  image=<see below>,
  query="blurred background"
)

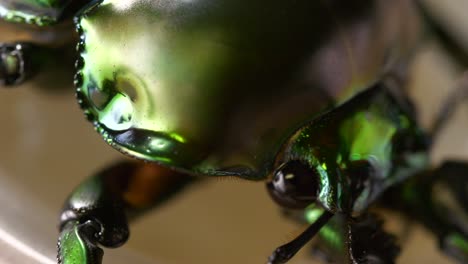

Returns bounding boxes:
[0,0,467,263]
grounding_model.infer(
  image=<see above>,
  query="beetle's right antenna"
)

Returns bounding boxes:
[267,210,334,264]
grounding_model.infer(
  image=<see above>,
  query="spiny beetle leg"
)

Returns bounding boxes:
[58,160,195,264]
[310,213,399,264]
[347,214,400,264]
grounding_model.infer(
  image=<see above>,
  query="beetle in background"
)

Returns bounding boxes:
[0,0,467,263]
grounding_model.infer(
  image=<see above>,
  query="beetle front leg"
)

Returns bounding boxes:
[0,41,73,88]
[57,161,195,264]
[0,42,38,86]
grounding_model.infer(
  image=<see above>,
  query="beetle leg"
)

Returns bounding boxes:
[269,211,398,264]
[415,0,468,67]
[345,213,400,264]
[419,161,468,263]
[58,161,195,264]
[0,42,37,86]
[308,212,399,264]
[58,220,104,264]
[0,42,74,88]
[267,211,333,264]
[382,161,468,263]
[430,72,468,140]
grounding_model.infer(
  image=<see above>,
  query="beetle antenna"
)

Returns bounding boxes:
[267,210,334,264]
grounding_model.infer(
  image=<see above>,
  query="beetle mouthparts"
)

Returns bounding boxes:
[98,126,205,169]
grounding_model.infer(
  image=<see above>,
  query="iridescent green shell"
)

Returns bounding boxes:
[75,0,421,179]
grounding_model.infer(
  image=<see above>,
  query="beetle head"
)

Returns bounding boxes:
[266,117,345,213]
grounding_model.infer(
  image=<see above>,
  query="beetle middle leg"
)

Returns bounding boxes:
[57,161,196,264]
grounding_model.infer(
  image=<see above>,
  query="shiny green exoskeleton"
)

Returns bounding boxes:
[1,0,468,263]
[75,0,420,177]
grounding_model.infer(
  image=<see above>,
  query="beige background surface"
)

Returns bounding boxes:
[0,0,467,263]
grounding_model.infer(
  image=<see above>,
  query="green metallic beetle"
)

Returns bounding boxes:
[1,0,468,263]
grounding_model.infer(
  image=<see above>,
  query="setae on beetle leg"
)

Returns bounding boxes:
[383,161,468,263]
[344,214,400,263]
[58,161,195,264]
[306,208,399,264]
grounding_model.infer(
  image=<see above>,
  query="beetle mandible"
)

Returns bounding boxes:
[0,0,467,263]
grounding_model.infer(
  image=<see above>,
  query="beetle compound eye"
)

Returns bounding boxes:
[267,160,318,209]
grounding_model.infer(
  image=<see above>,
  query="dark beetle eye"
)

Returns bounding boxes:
[267,160,319,209]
